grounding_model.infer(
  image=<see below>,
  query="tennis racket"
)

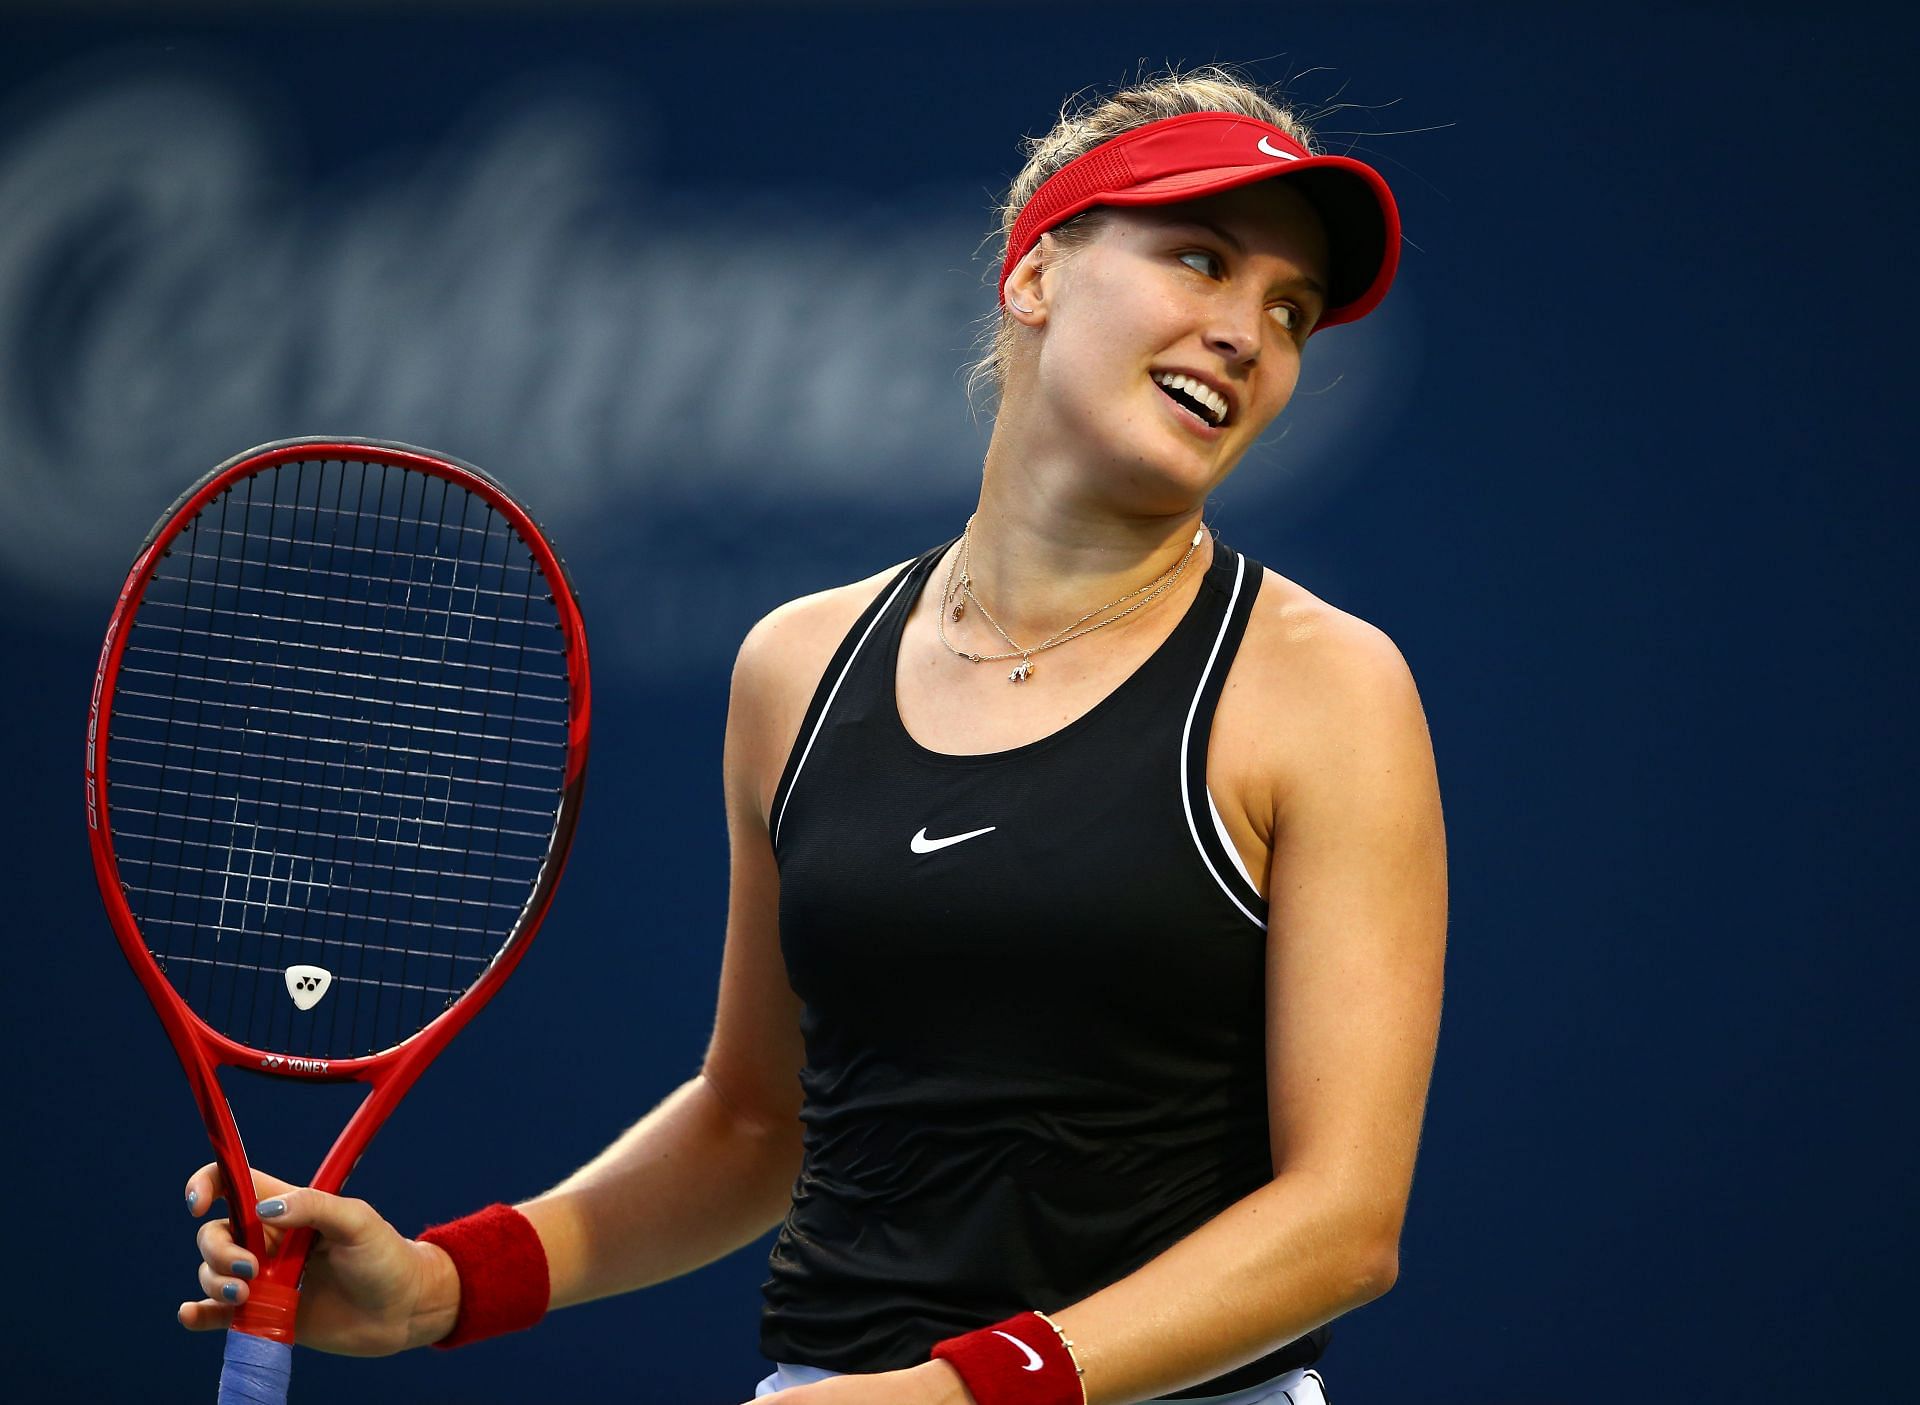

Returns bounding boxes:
[85,437,590,1403]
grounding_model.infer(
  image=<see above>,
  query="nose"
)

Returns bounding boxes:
[1204,298,1264,366]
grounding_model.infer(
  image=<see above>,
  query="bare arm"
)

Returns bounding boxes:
[511,570,906,1310]
[1034,621,1448,1404]
[517,610,812,1308]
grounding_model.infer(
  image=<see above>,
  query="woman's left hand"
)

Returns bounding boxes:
[745,1360,975,1405]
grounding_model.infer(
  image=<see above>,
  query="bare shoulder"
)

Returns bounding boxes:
[733,557,915,703]
[728,558,917,822]
[1240,566,1420,706]
[1215,566,1432,814]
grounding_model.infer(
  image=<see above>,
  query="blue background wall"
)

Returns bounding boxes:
[4,3,1910,1400]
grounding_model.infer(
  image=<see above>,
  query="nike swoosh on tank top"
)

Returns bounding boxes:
[760,537,1328,1397]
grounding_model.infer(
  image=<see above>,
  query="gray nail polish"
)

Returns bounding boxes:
[257,1198,286,1219]
[231,1260,253,1280]
[185,1189,199,1212]
[222,1282,239,1303]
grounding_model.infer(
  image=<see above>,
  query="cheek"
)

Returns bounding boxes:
[1270,361,1303,409]
[1231,353,1302,438]
[1065,266,1179,342]
[1251,343,1313,416]
[1042,302,1147,396]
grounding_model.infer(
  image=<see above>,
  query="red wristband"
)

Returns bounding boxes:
[417,1203,550,1349]
[931,1311,1086,1405]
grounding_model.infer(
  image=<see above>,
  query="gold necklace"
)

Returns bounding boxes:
[935,519,1206,683]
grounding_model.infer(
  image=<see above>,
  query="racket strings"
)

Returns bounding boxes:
[119,614,568,683]
[106,457,572,1061]
[109,683,568,764]
[362,469,505,1052]
[108,760,565,826]
[116,646,568,712]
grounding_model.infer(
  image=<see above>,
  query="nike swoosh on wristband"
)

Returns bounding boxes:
[990,1330,1046,1372]
[1256,136,1300,161]
[909,825,997,854]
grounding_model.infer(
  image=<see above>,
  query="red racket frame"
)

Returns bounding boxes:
[85,438,591,1344]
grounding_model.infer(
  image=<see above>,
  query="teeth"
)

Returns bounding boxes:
[1152,372,1228,427]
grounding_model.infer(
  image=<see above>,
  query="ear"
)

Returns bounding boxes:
[1002,235,1054,327]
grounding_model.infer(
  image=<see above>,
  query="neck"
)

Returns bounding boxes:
[959,441,1210,643]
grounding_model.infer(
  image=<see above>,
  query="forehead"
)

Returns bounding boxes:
[1110,184,1330,275]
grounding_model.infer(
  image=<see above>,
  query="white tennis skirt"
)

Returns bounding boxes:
[753,1362,1328,1404]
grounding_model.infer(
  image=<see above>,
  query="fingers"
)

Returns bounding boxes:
[250,1188,381,1247]
[184,1163,298,1218]
[195,1213,242,1264]
[183,1163,221,1218]
[186,1188,361,1278]
[181,1165,354,1243]
[198,1256,251,1308]
[195,1215,259,1292]
[179,1164,305,1335]
[177,1297,236,1333]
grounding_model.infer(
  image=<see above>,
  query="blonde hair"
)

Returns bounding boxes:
[966,66,1322,416]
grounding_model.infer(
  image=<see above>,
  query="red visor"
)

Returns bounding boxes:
[999,111,1401,331]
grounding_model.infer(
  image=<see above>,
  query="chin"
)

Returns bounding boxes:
[1122,393,1245,502]
[1107,453,1227,516]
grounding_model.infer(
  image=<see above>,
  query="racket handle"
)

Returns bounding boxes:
[220,1280,299,1404]
[217,1330,292,1404]
[231,1275,301,1342]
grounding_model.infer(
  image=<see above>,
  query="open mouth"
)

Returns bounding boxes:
[1151,372,1228,429]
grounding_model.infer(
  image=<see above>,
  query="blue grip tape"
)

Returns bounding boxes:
[217,1330,292,1405]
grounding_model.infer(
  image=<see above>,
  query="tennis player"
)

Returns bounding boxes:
[181,68,1446,1405]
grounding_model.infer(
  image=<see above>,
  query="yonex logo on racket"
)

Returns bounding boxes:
[260,1055,331,1074]
[284,965,333,1012]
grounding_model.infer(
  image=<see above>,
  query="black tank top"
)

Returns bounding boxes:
[759,537,1329,1395]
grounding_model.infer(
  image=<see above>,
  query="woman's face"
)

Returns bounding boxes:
[1014,181,1332,510]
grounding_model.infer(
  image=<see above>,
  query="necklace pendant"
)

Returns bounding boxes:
[951,599,965,621]
[1008,658,1033,684]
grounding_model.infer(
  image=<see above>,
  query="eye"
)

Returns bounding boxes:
[1177,249,1222,278]
[1268,303,1300,333]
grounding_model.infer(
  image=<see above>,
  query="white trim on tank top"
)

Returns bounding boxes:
[773,566,921,848]
[1181,551,1266,931]
[1207,786,1260,892]
[778,547,1266,937]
